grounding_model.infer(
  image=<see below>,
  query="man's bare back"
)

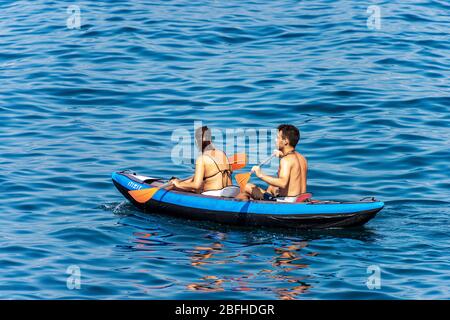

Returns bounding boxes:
[276,151,307,197]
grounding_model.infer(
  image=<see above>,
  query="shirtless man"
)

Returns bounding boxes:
[170,126,237,196]
[236,124,307,202]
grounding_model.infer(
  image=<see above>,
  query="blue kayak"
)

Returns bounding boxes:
[112,171,384,230]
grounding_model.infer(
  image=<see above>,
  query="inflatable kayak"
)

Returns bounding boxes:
[112,171,384,230]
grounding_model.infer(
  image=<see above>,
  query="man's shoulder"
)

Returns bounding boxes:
[295,151,307,160]
[295,152,307,168]
[280,153,295,165]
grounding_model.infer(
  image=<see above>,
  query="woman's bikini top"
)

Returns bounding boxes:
[203,153,232,188]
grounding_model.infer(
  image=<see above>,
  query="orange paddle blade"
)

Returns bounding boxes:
[128,187,160,204]
[229,153,247,171]
[235,172,251,192]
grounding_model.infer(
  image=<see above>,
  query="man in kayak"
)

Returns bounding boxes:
[236,124,308,202]
[170,126,239,197]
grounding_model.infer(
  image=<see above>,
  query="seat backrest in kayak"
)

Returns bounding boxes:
[295,193,313,203]
[201,186,240,198]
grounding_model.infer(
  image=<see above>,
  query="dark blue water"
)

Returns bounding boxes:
[1,0,449,299]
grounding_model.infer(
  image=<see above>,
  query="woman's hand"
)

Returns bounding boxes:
[171,178,181,188]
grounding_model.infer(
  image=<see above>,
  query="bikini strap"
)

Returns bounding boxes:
[203,154,232,184]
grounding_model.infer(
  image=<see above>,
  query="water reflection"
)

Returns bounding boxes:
[119,214,377,299]
[273,241,309,270]
[184,232,316,298]
[187,275,225,292]
[190,241,224,267]
[271,241,314,299]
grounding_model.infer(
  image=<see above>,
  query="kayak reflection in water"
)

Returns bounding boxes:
[236,124,308,203]
[169,125,239,197]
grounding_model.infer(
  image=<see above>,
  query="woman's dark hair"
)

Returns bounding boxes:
[195,125,212,151]
[277,124,300,147]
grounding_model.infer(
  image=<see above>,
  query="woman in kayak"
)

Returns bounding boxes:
[169,126,239,197]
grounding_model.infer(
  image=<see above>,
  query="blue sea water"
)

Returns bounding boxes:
[1,0,449,299]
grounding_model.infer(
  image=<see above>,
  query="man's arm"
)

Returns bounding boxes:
[253,157,291,189]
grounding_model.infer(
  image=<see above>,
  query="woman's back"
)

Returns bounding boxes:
[202,149,232,191]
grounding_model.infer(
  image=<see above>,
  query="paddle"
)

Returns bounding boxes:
[235,152,276,192]
[128,153,247,204]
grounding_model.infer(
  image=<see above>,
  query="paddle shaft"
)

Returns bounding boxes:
[159,176,192,189]
[128,152,248,204]
[160,153,246,188]
[248,153,276,175]
[256,153,276,169]
[236,153,276,190]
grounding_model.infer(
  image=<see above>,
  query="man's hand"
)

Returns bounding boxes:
[251,165,263,178]
[273,150,283,158]
[267,185,279,196]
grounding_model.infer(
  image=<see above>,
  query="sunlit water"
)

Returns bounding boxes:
[1,0,449,299]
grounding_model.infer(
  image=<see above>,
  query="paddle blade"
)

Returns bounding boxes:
[235,172,251,192]
[229,153,247,171]
[128,187,159,204]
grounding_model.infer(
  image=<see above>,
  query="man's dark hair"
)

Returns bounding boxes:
[277,124,300,147]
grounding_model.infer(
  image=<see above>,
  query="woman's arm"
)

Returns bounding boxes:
[173,156,205,191]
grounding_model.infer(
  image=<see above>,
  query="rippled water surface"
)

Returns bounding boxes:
[1,0,449,299]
